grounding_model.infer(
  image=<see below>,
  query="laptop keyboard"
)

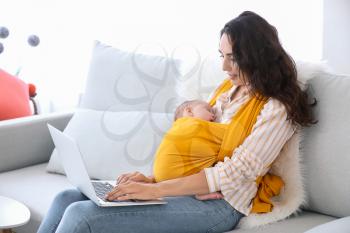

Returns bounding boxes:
[92,181,136,202]
[91,181,114,200]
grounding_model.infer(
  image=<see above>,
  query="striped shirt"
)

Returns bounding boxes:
[204,84,295,216]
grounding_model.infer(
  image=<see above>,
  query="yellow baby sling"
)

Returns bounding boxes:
[153,78,284,213]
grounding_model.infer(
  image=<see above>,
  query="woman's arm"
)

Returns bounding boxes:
[157,170,209,196]
[106,170,210,201]
[116,171,209,195]
[159,171,224,200]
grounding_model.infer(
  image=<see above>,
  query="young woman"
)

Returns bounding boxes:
[37,11,315,233]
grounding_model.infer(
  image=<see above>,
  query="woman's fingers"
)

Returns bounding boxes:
[106,182,157,201]
[116,174,128,184]
[132,173,152,183]
[116,172,150,184]
[116,172,139,184]
[116,193,135,201]
[107,182,132,200]
[118,175,131,184]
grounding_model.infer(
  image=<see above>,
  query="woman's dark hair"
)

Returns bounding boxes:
[221,11,316,127]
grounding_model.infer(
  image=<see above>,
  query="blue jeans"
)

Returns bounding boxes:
[37,189,243,233]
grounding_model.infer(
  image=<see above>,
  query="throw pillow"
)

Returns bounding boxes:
[47,109,174,180]
[47,41,182,179]
[0,69,31,120]
[79,41,180,112]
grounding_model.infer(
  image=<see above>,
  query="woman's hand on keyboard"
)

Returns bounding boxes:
[116,172,155,185]
[106,181,160,201]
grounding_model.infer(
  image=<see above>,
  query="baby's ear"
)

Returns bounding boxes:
[184,106,193,116]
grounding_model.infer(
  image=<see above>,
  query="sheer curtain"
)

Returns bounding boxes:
[0,0,323,113]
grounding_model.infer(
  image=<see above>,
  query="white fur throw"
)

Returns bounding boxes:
[237,60,332,229]
[237,133,304,229]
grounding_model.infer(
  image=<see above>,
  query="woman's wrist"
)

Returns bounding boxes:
[154,182,165,198]
[152,170,210,198]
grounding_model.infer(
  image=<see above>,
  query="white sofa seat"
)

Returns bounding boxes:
[0,163,73,233]
[231,212,335,233]
[0,163,336,233]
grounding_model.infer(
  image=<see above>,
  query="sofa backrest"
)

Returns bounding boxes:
[0,112,73,173]
[301,72,350,217]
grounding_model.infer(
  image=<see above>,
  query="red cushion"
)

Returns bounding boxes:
[0,69,31,120]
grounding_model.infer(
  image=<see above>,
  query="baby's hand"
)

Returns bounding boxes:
[195,192,224,201]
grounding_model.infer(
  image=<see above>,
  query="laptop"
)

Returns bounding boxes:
[47,124,167,207]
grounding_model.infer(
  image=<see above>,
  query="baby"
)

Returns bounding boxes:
[174,100,216,122]
[153,99,227,183]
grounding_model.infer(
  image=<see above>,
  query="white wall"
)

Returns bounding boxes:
[323,0,350,75]
[0,0,325,112]
[228,0,324,61]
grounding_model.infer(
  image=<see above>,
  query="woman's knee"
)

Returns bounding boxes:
[54,189,86,204]
[57,201,94,233]
[64,201,88,219]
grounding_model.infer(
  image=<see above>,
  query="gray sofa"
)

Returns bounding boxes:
[1,70,350,233]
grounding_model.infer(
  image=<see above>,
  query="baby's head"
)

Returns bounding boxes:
[174,100,215,122]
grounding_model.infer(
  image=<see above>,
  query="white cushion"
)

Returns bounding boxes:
[47,41,181,179]
[80,41,181,113]
[47,109,173,179]
[302,73,350,217]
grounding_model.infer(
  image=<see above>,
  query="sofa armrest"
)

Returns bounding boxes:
[304,216,350,233]
[0,112,73,173]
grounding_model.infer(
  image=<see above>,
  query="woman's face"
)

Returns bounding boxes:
[219,33,245,86]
